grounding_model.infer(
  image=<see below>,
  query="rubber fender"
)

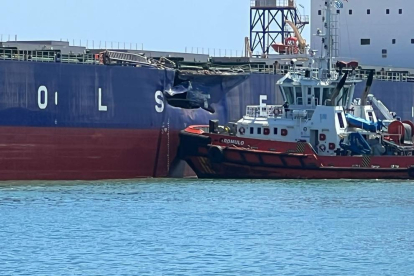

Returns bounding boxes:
[208,146,224,163]
[408,166,414,178]
[179,131,211,146]
[179,131,211,157]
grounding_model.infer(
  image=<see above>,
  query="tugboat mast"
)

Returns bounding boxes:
[318,0,334,79]
[325,0,333,72]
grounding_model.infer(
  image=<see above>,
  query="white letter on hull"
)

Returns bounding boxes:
[260,95,268,117]
[38,85,48,110]
[155,91,164,113]
[99,88,108,112]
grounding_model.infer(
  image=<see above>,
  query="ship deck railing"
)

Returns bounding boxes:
[246,105,285,118]
[274,66,414,82]
[2,46,414,81]
[0,48,99,64]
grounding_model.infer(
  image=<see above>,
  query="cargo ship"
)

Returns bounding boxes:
[1,0,414,180]
[0,42,283,180]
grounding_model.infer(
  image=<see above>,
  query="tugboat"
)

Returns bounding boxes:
[178,0,414,179]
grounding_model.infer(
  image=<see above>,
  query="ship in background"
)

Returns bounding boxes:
[0,0,413,180]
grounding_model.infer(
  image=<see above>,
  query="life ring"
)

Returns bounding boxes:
[239,127,246,135]
[208,146,224,163]
[303,127,308,132]
[319,144,326,152]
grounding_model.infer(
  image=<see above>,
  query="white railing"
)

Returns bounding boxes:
[250,0,295,8]
[246,105,285,118]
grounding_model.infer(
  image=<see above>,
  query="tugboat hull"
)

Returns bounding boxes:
[180,131,414,180]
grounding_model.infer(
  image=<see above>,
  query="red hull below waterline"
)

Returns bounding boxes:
[179,130,414,180]
[0,127,181,181]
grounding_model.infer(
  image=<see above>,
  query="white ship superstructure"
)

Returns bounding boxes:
[311,0,414,69]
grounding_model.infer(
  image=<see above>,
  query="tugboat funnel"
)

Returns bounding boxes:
[328,71,348,106]
[361,70,375,105]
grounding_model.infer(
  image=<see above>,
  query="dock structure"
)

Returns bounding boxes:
[250,0,309,56]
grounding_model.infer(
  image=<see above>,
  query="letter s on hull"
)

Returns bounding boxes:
[155,91,164,113]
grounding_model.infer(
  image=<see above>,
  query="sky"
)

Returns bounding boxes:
[1,0,311,53]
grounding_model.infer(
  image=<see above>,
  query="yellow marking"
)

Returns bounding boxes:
[199,157,215,175]
[361,156,371,168]
[296,143,306,153]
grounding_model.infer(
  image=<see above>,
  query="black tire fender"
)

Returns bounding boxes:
[208,146,224,163]
[408,166,414,178]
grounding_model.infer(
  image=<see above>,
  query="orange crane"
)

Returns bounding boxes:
[271,19,308,54]
[285,20,307,53]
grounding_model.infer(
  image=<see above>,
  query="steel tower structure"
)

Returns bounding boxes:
[250,0,309,55]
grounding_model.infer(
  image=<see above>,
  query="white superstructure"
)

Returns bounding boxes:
[311,0,414,69]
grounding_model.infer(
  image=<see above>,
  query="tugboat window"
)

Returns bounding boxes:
[392,39,396,44]
[274,128,278,135]
[322,88,333,105]
[337,113,345,128]
[295,87,303,105]
[250,127,254,134]
[361,39,370,45]
[367,9,370,14]
[257,128,262,135]
[314,88,321,105]
[284,87,295,104]
[399,9,403,14]
[411,39,414,44]
[318,10,321,15]
[386,9,389,14]
[349,10,352,15]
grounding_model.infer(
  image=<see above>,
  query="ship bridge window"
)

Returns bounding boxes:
[314,88,321,105]
[295,87,303,105]
[322,88,334,105]
[361,39,370,45]
[367,9,370,15]
[386,9,390,14]
[392,39,396,44]
[283,87,295,105]
[349,10,352,15]
[399,9,403,14]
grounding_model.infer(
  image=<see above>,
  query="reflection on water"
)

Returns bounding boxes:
[1,179,414,275]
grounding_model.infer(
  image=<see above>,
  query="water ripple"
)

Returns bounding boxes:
[1,179,414,275]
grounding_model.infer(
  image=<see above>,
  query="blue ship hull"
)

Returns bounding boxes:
[0,60,282,179]
[0,58,412,180]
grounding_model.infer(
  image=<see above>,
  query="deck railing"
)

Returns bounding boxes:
[246,105,285,118]
[0,48,98,64]
[1,47,414,81]
[250,0,295,8]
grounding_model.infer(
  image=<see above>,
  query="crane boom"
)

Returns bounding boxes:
[285,20,307,53]
[367,94,395,120]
